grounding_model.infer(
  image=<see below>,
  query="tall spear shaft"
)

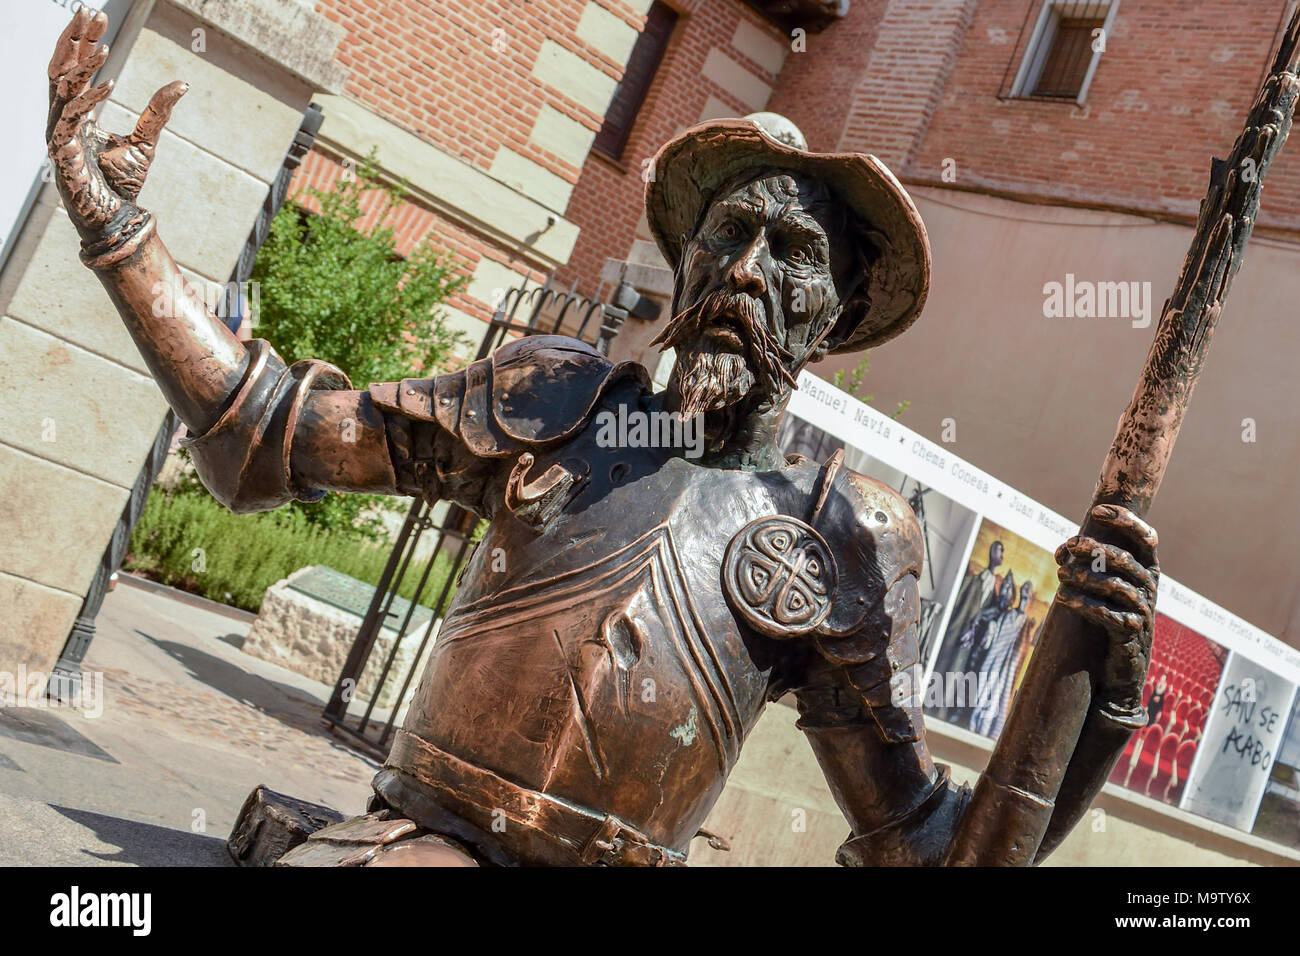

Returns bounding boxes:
[947,10,1300,866]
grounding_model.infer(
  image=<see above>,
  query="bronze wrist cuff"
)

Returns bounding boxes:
[836,767,970,867]
[79,209,155,269]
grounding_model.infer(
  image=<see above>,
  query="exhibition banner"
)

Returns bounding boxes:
[1182,654,1297,830]
[782,370,1300,850]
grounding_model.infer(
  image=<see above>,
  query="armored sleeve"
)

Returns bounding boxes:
[791,467,970,864]
[180,338,392,513]
[367,335,650,515]
[804,469,929,743]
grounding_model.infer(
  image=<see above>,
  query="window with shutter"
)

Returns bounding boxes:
[1033,16,1106,98]
[1007,1,1116,105]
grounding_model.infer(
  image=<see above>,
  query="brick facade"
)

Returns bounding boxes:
[287,0,654,361]
[557,0,1300,304]
[281,1,1300,348]
[314,0,631,188]
[893,0,1300,232]
[765,0,892,153]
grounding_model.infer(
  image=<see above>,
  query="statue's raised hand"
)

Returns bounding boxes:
[46,7,186,245]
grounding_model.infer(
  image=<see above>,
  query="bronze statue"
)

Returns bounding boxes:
[43,7,1299,866]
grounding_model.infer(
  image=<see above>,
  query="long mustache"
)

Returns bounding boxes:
[650,289,797,394]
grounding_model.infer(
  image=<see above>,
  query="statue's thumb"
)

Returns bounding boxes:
[132,81,188,152]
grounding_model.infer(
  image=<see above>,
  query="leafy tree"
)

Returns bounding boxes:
[253,151,466,384]
[246,152,467,540]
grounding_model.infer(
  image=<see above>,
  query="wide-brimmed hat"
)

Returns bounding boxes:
[645,119,931,353]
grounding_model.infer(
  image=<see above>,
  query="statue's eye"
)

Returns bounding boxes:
[787,246,810,263]
[717,221,741,241]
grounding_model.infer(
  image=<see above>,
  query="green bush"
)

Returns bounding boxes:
[247,151,468,542]
[131,156,476,611]
[125,485,464,615]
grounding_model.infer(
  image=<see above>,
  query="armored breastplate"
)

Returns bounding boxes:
[381,424,825,857]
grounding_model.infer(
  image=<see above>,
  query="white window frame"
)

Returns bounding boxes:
[1009,0,1121,105]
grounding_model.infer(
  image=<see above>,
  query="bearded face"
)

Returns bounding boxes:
[656,172,859,421]
[654,288,790,419]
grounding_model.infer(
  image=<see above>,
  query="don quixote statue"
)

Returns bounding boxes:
[43,7,1300,866]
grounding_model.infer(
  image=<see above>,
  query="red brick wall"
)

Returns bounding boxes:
[836,0,978,169]
[765,0,891,153]
[313,0,638,191]
[286,0,677,360]
[557,0,788,297]
[902,0,1300,232]
[297,0,1300,327]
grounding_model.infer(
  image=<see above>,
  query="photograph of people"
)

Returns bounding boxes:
[927,519,1056,736]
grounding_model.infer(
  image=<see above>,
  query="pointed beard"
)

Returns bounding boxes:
[652,289,797,418]
[674,351,755,419]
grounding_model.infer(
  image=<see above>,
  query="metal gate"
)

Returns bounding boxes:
[322,276,624,758]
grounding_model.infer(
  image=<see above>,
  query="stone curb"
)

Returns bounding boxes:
[117,572,259,625]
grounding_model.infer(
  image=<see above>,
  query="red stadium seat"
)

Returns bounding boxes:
[1146,734,1180,799]
[1156,704,1174,731]
[1166,739,1199,803]
[1118,724,1162,791]
[1173,700,1190,739]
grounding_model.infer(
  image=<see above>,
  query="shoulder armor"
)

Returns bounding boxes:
[816,467,924,640]
[813,464,927,744]
[368,335,650,457]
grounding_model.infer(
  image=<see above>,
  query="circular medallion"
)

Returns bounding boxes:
[723,515,838,638]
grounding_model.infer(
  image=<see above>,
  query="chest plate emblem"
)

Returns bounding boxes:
[723,515,838,638]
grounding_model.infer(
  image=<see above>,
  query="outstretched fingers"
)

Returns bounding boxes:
[48,7,95,83]
[57,42,109,103]
[47,9,109,141]
[48,9,108,97]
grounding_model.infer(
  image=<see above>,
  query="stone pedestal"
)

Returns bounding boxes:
[242,566,438,713]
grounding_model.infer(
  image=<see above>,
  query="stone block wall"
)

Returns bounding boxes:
[0,0,346,678]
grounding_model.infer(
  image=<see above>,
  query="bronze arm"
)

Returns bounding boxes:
[98,225,399,511]
[97,225,247,434]
[795,668,969,867]
[796,570,971,866]
[46,9,398,511]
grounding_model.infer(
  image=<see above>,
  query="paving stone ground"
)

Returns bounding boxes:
[0,578,379,866]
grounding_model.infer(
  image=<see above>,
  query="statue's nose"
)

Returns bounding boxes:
[727,236,767,297]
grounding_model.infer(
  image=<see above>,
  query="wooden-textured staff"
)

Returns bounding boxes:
[947,9,1300,866]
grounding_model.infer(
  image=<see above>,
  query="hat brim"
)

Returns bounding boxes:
[645,119,931,353]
